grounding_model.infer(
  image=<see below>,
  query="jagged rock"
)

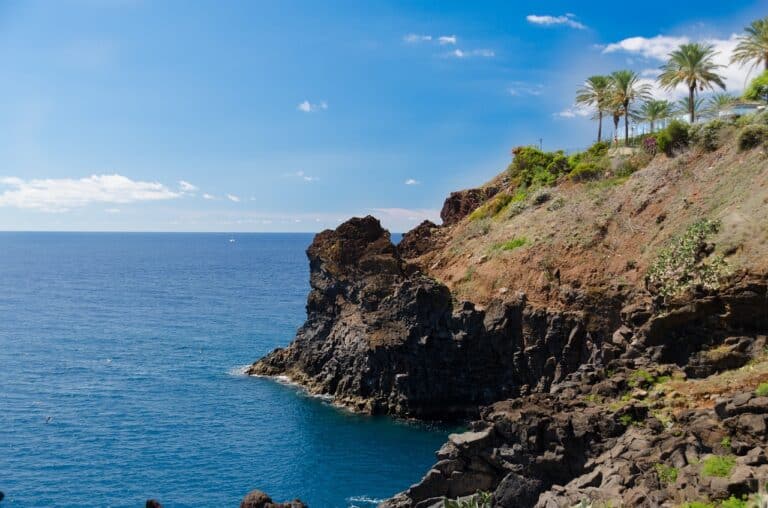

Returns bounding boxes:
[145,501,162,508]
[440,187,498,225]
[240,490,307,508]
[398,220,442,259]
[250,216,603,418]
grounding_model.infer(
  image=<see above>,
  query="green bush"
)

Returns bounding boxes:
[491,237,528,252]
[756,383,768,397]
[656,120,689,156]
[646,219,729,298]
[701,455,736,478]
[690,119,724,152]
[654,463,679,485]
[569,141,610,167]
[737,124,768,151]
[743,70,768,102]
[720,496,748,508]
[509,146,571,187]
[468,193,514,221]
[569,161,604,181]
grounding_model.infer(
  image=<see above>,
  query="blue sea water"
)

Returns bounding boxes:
[0,233,449,507]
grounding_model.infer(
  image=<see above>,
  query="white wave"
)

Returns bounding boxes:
[347,495,384,506]
[227,364,251,377]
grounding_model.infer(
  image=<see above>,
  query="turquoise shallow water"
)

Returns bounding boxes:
[0,232,449,507]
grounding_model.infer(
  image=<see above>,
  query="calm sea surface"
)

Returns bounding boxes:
[0,232,449,507]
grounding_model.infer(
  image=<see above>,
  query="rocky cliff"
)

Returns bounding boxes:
[250,122,768,506]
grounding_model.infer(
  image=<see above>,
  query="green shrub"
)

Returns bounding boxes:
[654,463,679,485]
[720,496,748,508]
[468,193,515,221]
[570,161,604,181]
[737,124,768,151]
[646,219,729,298]
[701,455,736,478]
[690,119,724,152]
[509,146,572,187]
[743,70,768,102]
[491,237,528,252]
[680,502,715,508]
[755,383,768,397]
[656,120,689,156]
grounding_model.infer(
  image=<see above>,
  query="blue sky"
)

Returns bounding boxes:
[0,0,764,232]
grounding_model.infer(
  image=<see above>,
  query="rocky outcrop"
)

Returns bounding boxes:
[240,490,307,508]
[381,280,768,507]
[250,216,615,419]
[398,220,442,259]
[439,187,498,226]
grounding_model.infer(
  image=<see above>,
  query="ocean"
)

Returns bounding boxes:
[0,232,449,507]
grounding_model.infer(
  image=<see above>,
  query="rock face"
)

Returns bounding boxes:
[397,220,441,259]
[382,280,768,507]
[240,490,307,508]
[250,216,611,418]
[439,187,497,226]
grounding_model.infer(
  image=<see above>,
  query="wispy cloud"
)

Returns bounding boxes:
[449,48,495,58]
[178,180,197,193]
[526,14,586,30]
[555,105,592,119]
[202,193,215,200]
[508,82,544,96]
[104,207,121,214]
[226,194,241,203]
[0,174,179,212]
[438,35,457,45]
[297,100,328,113]
[403,34,432,43]
[404,178,419,185]
[288,170,319,182]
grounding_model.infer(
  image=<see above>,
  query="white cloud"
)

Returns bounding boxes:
[404,178,419,185]
[290,170,319,182]
[404,34,432,43]
[371,207,441,224]
[226,194,241,202]
[297,100,328,113]
[202,193,215,200]
[0,174,180,212]
[555,104,592,119]
[526,14,586,30]
[178,180,197,193]
[508,82,544,96]
[602,33,756,93]
[438,35,457,45]
[450,48,495,58]
[603,35,690,60]
[104,208,121,214]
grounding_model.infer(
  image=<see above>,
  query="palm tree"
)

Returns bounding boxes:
[610,70,652,144]
[659,43,726,123]
[731,17,768,72]
[704,93,737,118]
[576,75,611,142]
[636,99,671,133]
[674,96,706,121]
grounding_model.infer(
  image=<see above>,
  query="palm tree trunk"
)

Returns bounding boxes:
[597,111,603,142]
[689,86,695,123]
[624,101,630,145]
[650,120,655,133]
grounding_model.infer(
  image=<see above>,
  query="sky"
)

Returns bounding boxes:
[0,0,765,232]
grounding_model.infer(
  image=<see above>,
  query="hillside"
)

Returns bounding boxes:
[250,113,768,507]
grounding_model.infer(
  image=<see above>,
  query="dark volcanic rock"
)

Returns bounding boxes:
[439,187,498,226]
[240,490,307,508]
[398,220,441,259]
[250,216,605,418]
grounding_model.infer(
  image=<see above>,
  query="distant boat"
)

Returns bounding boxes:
[228,238,236,243]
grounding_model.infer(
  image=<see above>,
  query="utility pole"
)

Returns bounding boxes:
[539,138,543,150]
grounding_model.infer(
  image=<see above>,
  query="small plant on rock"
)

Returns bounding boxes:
[646,219,729,298]
[755,382,768,397]
[701,455,736,478]
[655,463,679,485]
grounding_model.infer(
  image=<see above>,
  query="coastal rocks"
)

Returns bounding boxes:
[397,220,442,259]
[240,490,307,508]
[386,388,768,508]
[439,187,498,226]
[250,216,605,418]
